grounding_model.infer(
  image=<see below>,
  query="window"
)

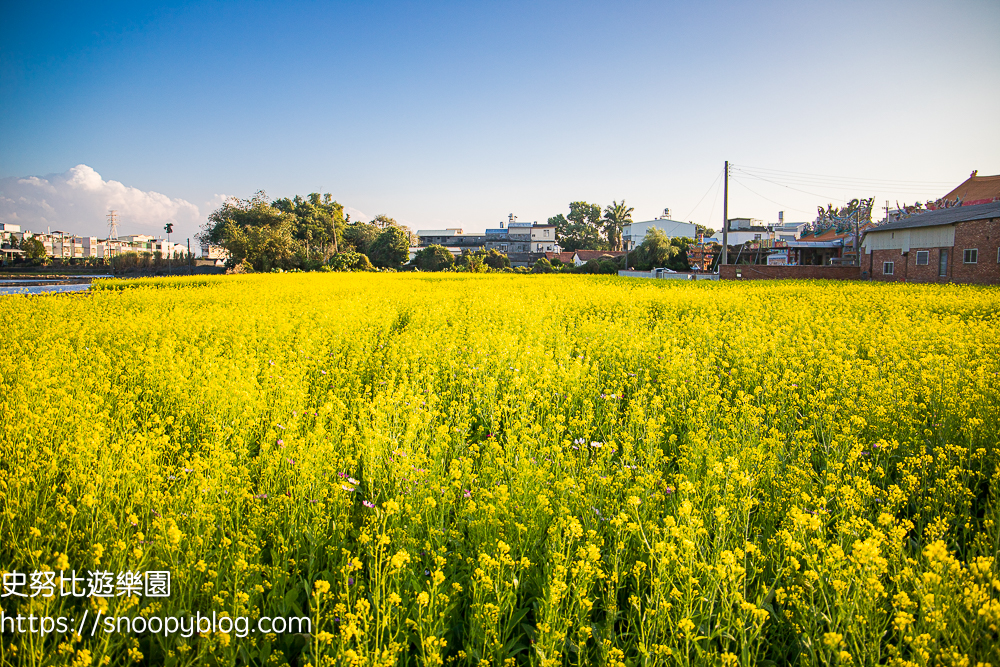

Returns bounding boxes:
[544,229,550,237]
[754,234,761,240]
[996,247,1000,263]
[963,248,978,264]
[939,250,949,277]
[499,244,507,252]
[883,261,894,275]
[915,250,929,265]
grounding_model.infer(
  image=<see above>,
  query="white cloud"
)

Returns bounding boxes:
[344,206,368,223]
[0,165,202,237]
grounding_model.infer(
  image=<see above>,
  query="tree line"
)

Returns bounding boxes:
[199,192,412,272]
[198,192,713,274]
[547,200,714,254]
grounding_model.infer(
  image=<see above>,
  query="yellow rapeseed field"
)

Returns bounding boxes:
[1,273,999,667]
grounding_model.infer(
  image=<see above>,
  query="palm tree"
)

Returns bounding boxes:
[603,200,634,252]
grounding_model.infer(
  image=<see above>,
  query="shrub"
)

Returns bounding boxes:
[329,251,374,272]
[413,245,455,272]
[532,258,553,273]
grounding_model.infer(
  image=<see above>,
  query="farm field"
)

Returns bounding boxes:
[1,273,999,667]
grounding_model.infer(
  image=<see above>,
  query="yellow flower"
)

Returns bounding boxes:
[390,549,410,571]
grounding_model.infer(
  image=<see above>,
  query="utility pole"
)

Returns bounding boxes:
[164,223,174,274]
[721,161,729,268]
[854,208,860,265]
[624,231,629,270]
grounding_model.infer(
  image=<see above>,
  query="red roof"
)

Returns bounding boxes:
[939,171,1000,207]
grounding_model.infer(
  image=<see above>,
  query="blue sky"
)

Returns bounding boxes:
[2,0,998,241]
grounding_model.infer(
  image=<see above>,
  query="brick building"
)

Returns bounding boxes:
[861,201,1000,284]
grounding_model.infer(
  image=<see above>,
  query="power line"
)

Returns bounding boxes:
[736,168,936,193]
[732,163,955,187]
[730,177,814,215]
[706,169,724,232]
[732,169,947,196]
[733,170,848,202]
[681,168,724,221]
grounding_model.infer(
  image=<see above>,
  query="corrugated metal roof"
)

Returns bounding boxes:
[867,201,1000,233]
[785,240,843,248]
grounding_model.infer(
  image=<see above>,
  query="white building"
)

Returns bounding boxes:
[623,217,697,249]
[0,223,21,244]
[529,222,558,252]
[415,229,466,246]
[201,243,230,262]
[770,221,809,241]
[720,218,772,245]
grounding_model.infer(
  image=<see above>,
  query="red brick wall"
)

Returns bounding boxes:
[719,265,860,280]
[868,249,911,282]
[866,218,999,285]
[953,218,1000,285]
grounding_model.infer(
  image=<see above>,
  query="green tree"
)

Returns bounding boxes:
[272,193,345,260]
[551,202,604,251]
[201,191,299,271]
[202,190,347,271]
[603,200,633,252]
[343,223,381,255]
[22,236,46,260]
[598,258,620,274]
[482,249,510,270]
[695,224,715,238]
[413,245,455,272]
[626,231,694,271]
[370,214,397,230]
[455,250,488,273]
[641,228,681,268]
[368,226,410,269]
[222,220,298,272]
[576,256,618,274]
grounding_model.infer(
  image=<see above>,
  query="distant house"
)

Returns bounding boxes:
[485,221,559,254]
[415,219,560,260]
[416,229,467,246]
[721,218,771,245]
[0,223,21,244]
[861,201,999,284]
[201,243,230,263]
[771,221,809,241]
[572,250,626,267]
